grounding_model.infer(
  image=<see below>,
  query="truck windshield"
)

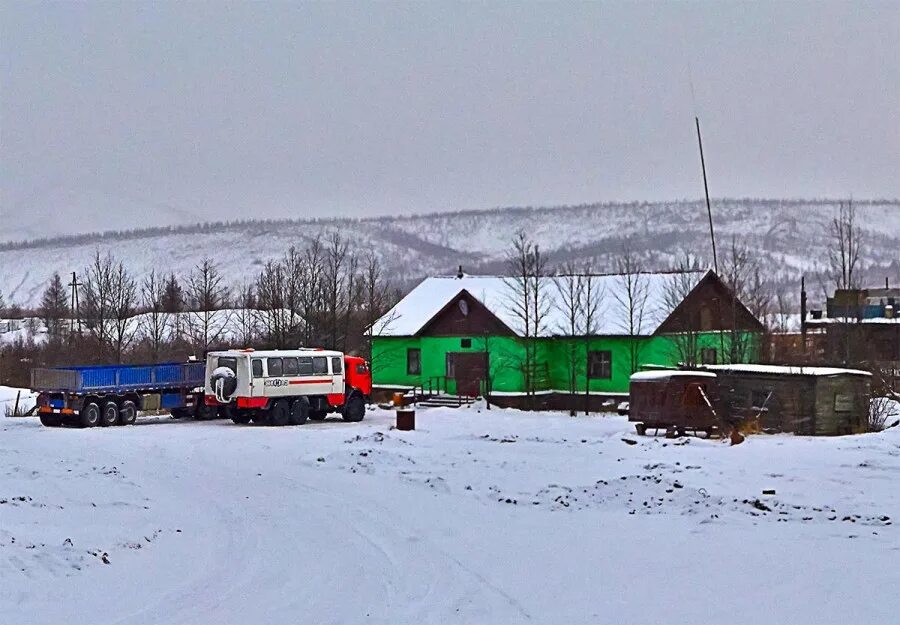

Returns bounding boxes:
[218,357,238,373]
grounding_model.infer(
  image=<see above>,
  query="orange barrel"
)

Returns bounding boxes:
[396,408,415,431]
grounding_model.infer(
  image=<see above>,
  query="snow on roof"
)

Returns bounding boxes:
[701,364,872,377]
[630,370,717,381]
[373,271,710,337]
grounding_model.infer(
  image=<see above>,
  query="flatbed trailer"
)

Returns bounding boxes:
[32,362,208,427]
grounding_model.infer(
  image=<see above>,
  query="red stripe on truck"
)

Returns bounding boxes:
[288,378,332,385]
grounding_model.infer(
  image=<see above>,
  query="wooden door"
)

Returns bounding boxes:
[450,352,487,397]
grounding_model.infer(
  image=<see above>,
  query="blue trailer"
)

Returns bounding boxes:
[31,362,209,427]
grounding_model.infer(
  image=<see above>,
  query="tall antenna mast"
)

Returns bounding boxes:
[695,116,718,274]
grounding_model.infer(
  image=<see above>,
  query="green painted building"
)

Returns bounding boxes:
[371,270,764,409]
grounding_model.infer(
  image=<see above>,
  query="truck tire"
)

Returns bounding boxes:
[270,400,290,427]
[290,397,310,425]
[231,410,252,425]
[170,407,190,419]
[100,401,119,427]
[195,404,216,421]
[342,394,365,422]
[79,402,101,428]
[309,410,327,421]
[119,400,137,425]
[40,414,62,427]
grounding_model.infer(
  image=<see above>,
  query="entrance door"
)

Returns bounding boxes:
[449,352,487,397]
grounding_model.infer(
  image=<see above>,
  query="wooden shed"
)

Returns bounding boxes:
[700,364,872,436]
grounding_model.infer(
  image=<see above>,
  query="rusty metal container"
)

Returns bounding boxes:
[628,370,722,436]
[396,408,415,431]
[392,392,406,408]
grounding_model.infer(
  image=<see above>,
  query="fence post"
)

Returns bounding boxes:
[13,390,21,416]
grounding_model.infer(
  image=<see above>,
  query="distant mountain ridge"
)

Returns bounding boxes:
[2,198,898,309]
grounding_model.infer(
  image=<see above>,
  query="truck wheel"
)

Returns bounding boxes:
[290,397,310,425]
[100,401,119,427]
[79,402,101,428]
[119,400,137,425]
[342,394,365,422]
[195,404,216,421]
[170,407,189,419]
[270,400,290,426]
[309,410,327,421]
[231,410,252,425]
[40,414,62,427]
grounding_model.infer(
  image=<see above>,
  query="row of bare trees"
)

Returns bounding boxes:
[1,233,398,386]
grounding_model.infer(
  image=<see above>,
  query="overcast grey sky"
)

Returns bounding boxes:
[1,1,898,237]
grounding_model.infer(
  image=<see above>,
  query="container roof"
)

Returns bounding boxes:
[373,270,710,337]
[700,364,871,377]
[630,370,717,381]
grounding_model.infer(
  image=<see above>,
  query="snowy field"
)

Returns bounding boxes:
[2,405,899,625]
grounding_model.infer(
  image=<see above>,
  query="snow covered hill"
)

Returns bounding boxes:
[2,407,899,624]
[1,199,898,308]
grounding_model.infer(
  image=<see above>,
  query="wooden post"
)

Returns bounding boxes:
[13,390,21,416]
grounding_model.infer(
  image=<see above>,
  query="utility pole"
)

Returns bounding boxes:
[68,271,82,339]
[695,116,718,275]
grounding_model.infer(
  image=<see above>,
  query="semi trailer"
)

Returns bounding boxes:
[32,362,208,427]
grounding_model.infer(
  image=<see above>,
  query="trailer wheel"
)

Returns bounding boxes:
[119,400,137,425]
[270,400,290,426]
[309,410,327,421]
[290,397,310,425]
[342,394,365,422]
[100,401,119,427]
[40,414,62,427]
[79,403,101,428]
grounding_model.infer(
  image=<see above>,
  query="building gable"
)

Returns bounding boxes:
[416,289,516,337]
[655,271,765,335]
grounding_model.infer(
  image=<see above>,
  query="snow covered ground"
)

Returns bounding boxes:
[2,405,899,624]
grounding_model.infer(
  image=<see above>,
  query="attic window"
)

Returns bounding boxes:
[458,299,469,316]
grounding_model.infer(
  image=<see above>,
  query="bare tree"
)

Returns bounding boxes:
[663,255,703,367]
[235,282,259,346]
[614,246,650,376]
[580,267,604,415]
[185,258,230,353]
[720,238,770,363]
[827,200,864,292]
[504,231,550,407]
[109,262,138,363]
[553,263,584,415]
[81,252,117,360]
[139,269,169,362]
[255,259,289,348]
[358,252,397,361]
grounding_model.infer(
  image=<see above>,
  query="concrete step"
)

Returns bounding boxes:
[416,395,477,408]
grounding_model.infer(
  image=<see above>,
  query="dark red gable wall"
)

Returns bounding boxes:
[656,274,764,334]
[417,291,515,337]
